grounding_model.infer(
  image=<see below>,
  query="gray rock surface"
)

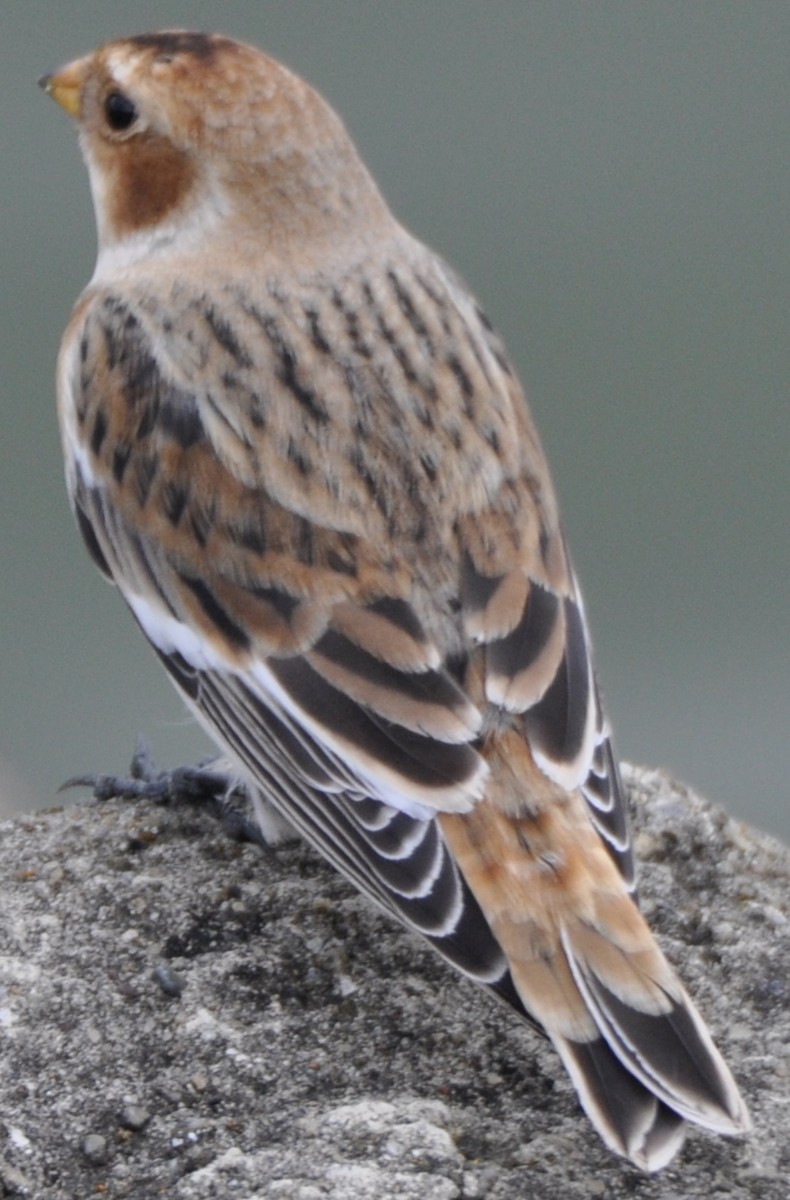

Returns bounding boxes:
[0,764,787,1199]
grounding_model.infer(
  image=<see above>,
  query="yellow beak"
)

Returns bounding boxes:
[38,60,86,119]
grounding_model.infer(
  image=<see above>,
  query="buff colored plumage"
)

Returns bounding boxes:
[41,31,750,1170]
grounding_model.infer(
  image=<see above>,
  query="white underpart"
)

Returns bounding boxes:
[124,590,488,823]
[125,592,226,670]
[246,781,299,844]
[88,183,232,285]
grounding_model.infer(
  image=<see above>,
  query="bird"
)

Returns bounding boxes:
[40,30,750,1170]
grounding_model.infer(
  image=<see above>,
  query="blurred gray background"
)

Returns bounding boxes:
[1,3,787,838]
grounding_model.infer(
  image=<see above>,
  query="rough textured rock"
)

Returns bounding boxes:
[0,764,787,1199]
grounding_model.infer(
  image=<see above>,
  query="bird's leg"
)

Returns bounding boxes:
[60,736,267,845]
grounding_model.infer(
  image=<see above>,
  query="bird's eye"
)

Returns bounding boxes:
[104,91,138,132]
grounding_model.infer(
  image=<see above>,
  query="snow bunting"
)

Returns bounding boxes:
[41,31,750,1169]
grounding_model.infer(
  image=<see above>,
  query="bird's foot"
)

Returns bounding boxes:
[60,736,266,844]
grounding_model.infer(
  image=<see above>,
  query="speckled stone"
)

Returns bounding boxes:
[0,764,787,1199]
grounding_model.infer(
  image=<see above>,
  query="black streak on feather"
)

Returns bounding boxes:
[326,547,358,577]
[247,584,300,622]
[584,770,613,811]
[159,394,205,448]
[369,824,444,902]
[204,305,253,367]
[563,1038,681,1153]
[586,975,734,1114]
[162,482,190,526]
[100,298,138,371]
[447,353,474,402]
[524,597,589,763]
[75,499,112,579]
[90,409,108,456]
[460,553,505,620]
[228,520,268,554]
[269,656,478,790]
[250,310,330,424]
[153,646,200,699]
[365,281,424,390]
[178,574,250,651]
[354,801,424,851]
[387,269,434,352]
[488,583,560,680]
[134,454,159,507]
[366,596,428,644]
[233,681,336,787]
[286,438,313,477]
[312,629,467,713]
[135,402,158,441]
[295,518,315,567]
[122,349,158,409]
[304,306,332,354]
[472,305,514,378]
[112,443,132,484]
[420,452,438,482]
[475,305,494,333]
[332,290,372,359]
[247,397,267,430]
[189,506,211,548]
[204,390,252,447]
[415,272,450,320]
[483,426,500,454]
[348,444,386,514]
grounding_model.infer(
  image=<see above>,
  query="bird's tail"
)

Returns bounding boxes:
[548,908,750,1169]
[439,797,751,1171]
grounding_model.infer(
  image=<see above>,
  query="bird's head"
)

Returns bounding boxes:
[40,31,388,269]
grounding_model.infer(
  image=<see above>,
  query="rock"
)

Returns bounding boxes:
[81,1134,108,1164]
[0,765,787,1198]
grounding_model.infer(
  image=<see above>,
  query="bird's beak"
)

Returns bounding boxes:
[38,59,87,119]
